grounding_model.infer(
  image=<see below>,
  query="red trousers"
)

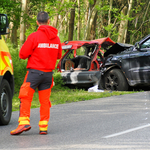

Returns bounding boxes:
[18,69,53,130]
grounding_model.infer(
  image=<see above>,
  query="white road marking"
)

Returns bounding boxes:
[103,124,150,138]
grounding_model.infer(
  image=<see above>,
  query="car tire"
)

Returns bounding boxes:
[0,79,12,125]
[102,69,129,91]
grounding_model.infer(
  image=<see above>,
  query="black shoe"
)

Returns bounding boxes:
[39,130,47,135]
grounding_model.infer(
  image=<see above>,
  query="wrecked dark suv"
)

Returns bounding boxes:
[99,34,150,91]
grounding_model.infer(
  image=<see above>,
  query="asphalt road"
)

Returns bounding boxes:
[1,92,150,150]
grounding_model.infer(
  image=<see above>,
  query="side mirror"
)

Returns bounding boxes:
[0,14,9,35]
[135,42,141,51]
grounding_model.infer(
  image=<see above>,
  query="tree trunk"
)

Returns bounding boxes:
[98,0,104,38]
[90,11,97,40]
[20,0,27,49]
[117,6,127,43]
[123,0,133,43]
[131,0,150,43]
[84,2,92,40]
[52,0,64,29]
[68,6,75,41]
[41,2,45,11]
[52,16,58,28]
[77,0,80,40]
[108,0,113,37]
[84,0,98,40]
[10,0,18,47]
[11,26,18,47]
[117,0,133,43]
[84,0,89,31]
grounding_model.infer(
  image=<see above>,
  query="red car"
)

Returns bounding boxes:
[57,37,115,88]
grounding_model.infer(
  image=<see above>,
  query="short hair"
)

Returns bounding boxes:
[37,11,49,24]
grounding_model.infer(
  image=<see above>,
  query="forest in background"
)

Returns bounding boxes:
[0,0,150,49]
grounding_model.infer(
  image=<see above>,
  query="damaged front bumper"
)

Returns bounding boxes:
[61,71,101,86]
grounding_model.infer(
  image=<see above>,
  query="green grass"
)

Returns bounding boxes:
[12,87,136,112]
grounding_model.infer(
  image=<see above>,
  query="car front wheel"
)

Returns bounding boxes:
[0,79,12,125]
[103,69,128,91]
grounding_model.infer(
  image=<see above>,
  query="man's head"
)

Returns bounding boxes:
[36,11,50,26]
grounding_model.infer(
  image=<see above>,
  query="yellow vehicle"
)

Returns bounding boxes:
[0,14,14,125]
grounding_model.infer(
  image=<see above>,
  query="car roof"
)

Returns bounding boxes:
[61,37,115,50]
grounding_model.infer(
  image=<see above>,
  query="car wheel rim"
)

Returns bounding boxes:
[0,88,8,117]
[106,74,118,90]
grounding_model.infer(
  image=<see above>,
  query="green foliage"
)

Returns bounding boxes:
[0,0,149,46]
[0,0,21,23]
[53,72,66,90]
[8,44,27,93]
[104,23,114,32]
[25,16,37,37]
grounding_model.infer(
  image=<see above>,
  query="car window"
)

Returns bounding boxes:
[65,50,74,59]
[141,38,150,48]
[76,47,85,56]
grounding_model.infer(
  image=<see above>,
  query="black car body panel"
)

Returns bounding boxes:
[101,34,150,88]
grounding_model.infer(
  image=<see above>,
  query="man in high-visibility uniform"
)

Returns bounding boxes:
[10,11,62,135]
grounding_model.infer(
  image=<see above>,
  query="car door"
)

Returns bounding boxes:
[129,37,150,85]
[61,44,101,86]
